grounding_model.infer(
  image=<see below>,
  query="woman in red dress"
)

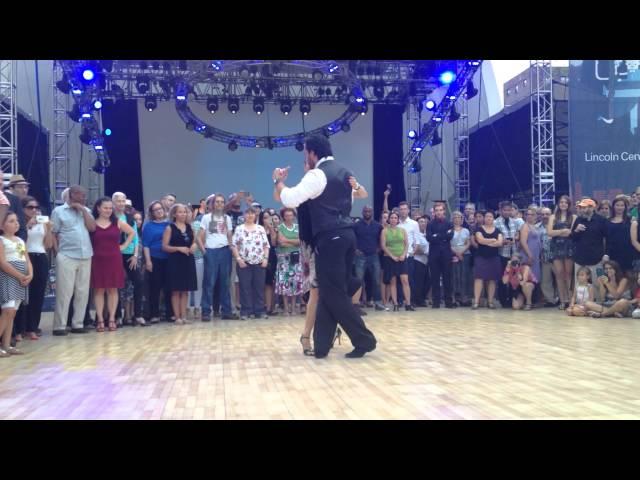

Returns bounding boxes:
[90,197,136,332]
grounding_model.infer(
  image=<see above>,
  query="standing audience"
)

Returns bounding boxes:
[232,206,270,320]
[163,204,198,325]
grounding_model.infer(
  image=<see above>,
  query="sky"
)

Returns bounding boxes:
[490,60,569,108]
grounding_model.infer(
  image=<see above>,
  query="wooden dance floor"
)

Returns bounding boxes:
[1,308,639,420]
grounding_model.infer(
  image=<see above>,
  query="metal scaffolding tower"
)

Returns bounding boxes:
[453,93,470,210]
[530,60,556,207]
[406,101,422,213]
[0,60,18,177]
[51,60,71,205]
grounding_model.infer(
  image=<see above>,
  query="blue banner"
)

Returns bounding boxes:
[569,60,640,201]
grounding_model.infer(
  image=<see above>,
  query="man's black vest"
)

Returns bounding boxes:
[308,159,353,239]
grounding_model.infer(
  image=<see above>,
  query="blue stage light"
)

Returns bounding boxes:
[329,62,339,74]
[82,68,95,81]
[424,99,436,111]
[211,61,223,71]
[93,99,103,110]
[439,71,456,85]
[408,129,417,139]
[104,128,112,136]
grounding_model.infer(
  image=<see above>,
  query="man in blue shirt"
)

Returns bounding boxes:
[353,206,385,311]
[51,185,96,335]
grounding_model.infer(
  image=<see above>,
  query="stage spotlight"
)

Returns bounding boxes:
[312,70,324,81]
[433,114,443,123]
[81,68,95,81]
[448,105,460,123]
[446,93,457,101]
[468,60,481,67]
[79,128,92,145]
[424,99,436,111]
[439,70,456,85]
[280,100,292,115]
[295,141,304,151]
[56,74,71,94]
[299,100,311,116]
[341,122,351,133]
[408,129,417,139]
[210,60,223,71]
[92,99,103,110]
[207,96,219,113]
[253,97,265,115]
[228,97,240,114]
[409,158,422,173]
[431,128,442,146]
[71,83,83,95]
[412,145,423,152]
[104,128,112,136]
[144,95,157,111]
[328,62,339,74]
[136,75,150,94]
[196,124,207,133]
[228,141,238,151]
[466,80,478,99]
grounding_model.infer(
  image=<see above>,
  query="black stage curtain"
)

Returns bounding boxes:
[372,104,406,217]
[102,99,144,211]
[469,105,531,210]
[17,112,51,213]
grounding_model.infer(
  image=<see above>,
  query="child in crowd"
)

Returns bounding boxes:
[0,212,32,356]
[566,267,594,316]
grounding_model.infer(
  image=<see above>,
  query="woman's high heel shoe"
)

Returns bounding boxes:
[393,304,399,312]
[299,335,315,356]
[331,328,342,347]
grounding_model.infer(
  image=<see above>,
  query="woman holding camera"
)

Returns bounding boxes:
[22,196,54,340]
[501,253,537,310]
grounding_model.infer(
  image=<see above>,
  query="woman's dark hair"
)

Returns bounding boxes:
[554,195,574,219]
[280,207,296,220]
[147,201,164,221]
[603,260,624,283]
[258,210,270,227]
[304,135,332,160]
[611,196,629,221]
[93,197,118,225]
[482,210,495,219]
[21,195,38,209]
[388,211,400,223]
